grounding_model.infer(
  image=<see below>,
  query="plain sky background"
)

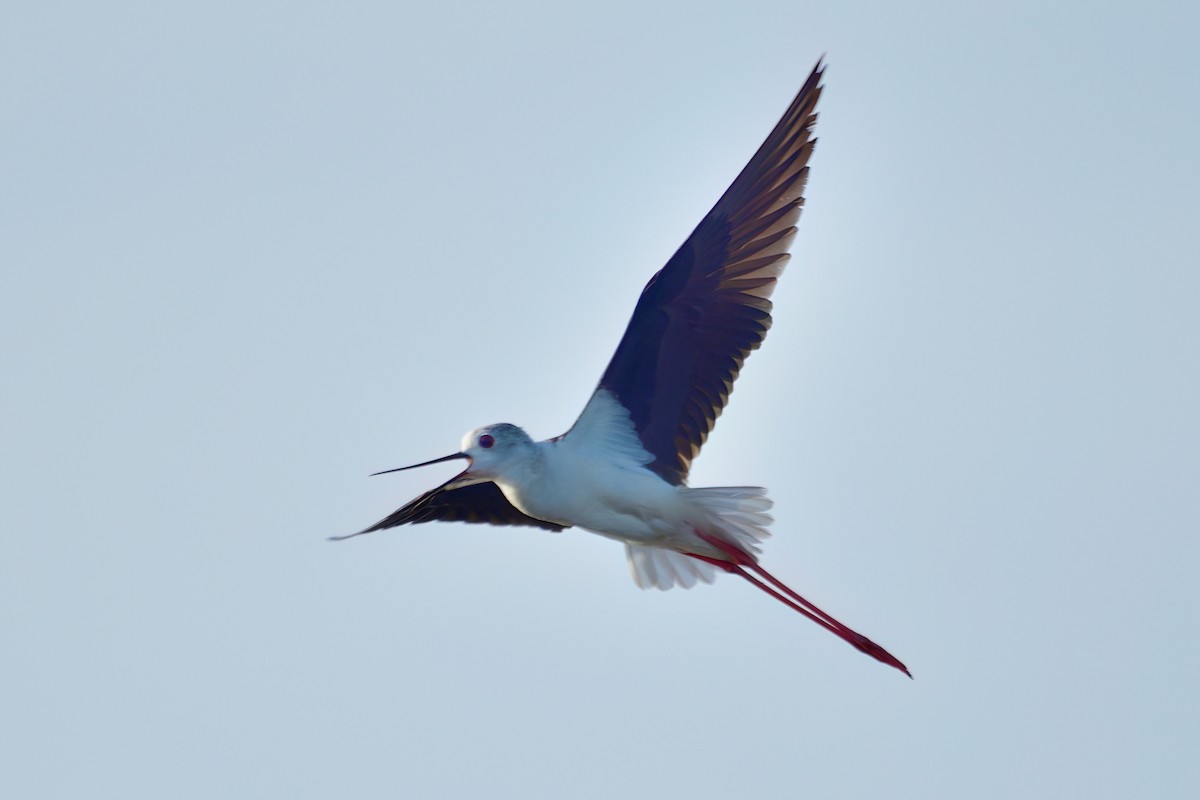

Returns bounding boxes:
[3,1,1198,797]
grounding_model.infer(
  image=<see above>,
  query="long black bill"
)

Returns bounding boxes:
[370,452,468,477]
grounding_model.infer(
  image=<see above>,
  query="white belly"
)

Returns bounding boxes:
[498,458,689,546]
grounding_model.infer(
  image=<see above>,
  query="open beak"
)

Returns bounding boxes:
[370,452,469,477]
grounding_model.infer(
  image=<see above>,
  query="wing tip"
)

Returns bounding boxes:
[328,529,370,542]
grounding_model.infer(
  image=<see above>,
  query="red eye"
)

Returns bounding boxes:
[479,434,495,449]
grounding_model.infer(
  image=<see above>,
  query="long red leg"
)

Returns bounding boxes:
[687,554,850,637]
[689,535,911,677]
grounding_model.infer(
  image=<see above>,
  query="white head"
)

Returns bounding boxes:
[457,423,536,480]
[371,422,536,484]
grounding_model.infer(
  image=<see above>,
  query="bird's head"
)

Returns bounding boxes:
[370,423,536,484]
[458,423,536,480]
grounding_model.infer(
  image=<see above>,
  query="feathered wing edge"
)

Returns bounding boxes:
[589,61,824,484]
[333,477,566,541]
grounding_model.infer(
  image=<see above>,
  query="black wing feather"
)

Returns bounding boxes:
[335,478,566,540]
[593,61,823,484]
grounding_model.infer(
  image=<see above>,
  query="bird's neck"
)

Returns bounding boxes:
[493,441,547,492]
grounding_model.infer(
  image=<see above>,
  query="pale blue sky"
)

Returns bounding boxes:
[3,1,1198,797]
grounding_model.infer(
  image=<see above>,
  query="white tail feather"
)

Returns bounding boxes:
[625,487,774,590]
[627,544,717,590]
[685,486,773,556]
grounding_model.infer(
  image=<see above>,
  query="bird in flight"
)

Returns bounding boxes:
[336,61,909,677]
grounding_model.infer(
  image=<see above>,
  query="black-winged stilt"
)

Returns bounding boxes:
[336,61,910,677]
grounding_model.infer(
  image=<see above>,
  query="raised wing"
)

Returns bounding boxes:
[333,478,567,540]
[585,61,823,485]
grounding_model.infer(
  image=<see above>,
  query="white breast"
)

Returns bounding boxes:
[499,443,688,544]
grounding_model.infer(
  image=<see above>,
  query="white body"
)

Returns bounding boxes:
[461,391,773,590]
